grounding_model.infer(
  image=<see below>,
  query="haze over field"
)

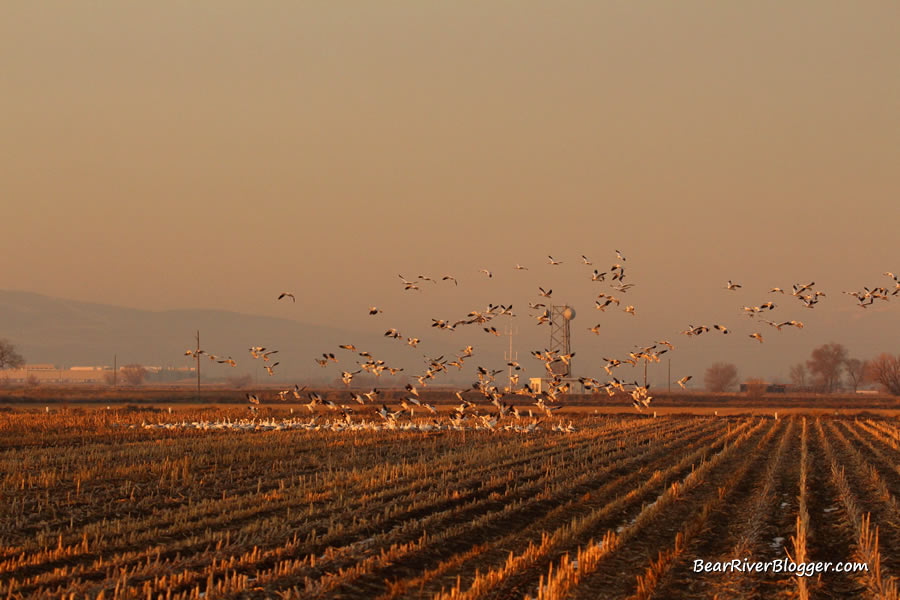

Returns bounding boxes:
[1,2,898,384]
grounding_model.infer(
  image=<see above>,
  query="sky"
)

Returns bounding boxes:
[1,2,899,385]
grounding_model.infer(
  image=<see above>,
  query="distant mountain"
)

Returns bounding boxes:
[0,290,476,383]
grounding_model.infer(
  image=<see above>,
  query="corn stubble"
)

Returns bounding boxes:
[3,409,900,599]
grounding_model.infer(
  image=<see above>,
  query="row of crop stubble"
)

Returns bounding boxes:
[2,410,900,599]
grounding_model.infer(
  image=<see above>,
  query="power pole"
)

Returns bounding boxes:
[643,359,648,387]
[504,326,518,392]
[195,330,201,400]
[113,354,117,387]
[667,358,671,393]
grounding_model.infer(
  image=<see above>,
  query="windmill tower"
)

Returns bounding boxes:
[549,305,575,377]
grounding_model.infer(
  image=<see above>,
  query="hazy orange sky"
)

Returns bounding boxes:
[2,2,899,383]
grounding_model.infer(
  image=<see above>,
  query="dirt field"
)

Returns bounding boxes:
[3,407,900,599]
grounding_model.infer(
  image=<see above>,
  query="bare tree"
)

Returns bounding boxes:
[744,378,768,399]
[704,362,739,392]
[121,364,147,386]
[806,343,848,393]
[0,339,25,369]
[844,358,868,392]
[866,354,900,395]
[789,363,808,390]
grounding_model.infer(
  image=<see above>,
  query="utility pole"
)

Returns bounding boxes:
[667,358,671,393]
[195,330,201,401]
[643,359,648,387]
[504,326,518,392]
[113,354,117,387]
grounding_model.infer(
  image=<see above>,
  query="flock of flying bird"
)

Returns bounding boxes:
[181,256,898,429]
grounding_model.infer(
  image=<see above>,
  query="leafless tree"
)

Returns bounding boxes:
[844,358,868,392]
[789,363,808,390]
[866,354,900,396]
[744,378,768,399]
[121,364,147,386]
[704,362,739,393]
[0,339,25,370]
[806,343,848,393]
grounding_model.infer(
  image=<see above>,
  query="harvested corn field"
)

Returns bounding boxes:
[3,410,900,599]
